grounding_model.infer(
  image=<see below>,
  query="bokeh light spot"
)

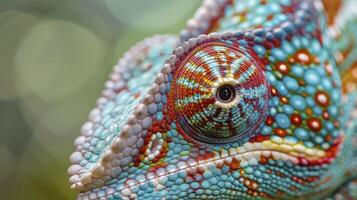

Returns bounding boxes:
[14,19,106,101]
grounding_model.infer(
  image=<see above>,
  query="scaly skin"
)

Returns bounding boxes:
[68,0,357,199]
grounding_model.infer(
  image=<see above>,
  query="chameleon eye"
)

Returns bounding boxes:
[216,84,236,103]
[169,42,270,144]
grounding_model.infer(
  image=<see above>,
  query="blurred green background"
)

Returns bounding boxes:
[0,0,201,199]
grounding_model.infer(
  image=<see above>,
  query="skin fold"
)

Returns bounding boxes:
[68,0,357,199]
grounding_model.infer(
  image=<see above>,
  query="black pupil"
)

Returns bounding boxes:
[217,84,235,102]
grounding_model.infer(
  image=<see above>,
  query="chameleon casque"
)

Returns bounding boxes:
[68,0,357,199]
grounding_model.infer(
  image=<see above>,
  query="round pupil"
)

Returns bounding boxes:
[216,84,236,102]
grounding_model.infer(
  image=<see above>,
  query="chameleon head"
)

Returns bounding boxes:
[69,31,344,198]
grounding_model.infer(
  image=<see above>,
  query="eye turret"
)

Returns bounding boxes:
[169,41,270,144]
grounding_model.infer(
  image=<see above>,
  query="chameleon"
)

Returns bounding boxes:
[68,0,357,199]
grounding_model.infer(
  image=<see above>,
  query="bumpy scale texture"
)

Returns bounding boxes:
[68,0,357,200]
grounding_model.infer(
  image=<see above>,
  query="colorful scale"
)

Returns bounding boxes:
[69,0,357,199]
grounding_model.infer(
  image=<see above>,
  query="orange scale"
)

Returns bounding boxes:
[274,128,287,137]
[288,49,317,65]
[305,107,314,117]
[322,111,329,119]
[271,87,278,96]
[290,113,302,126]
[307,118,322,132]
[230,161,241,170]
[265,115,274,125]
[315,91,330,107]
[280,96,289,104]
[259,156,269,165]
